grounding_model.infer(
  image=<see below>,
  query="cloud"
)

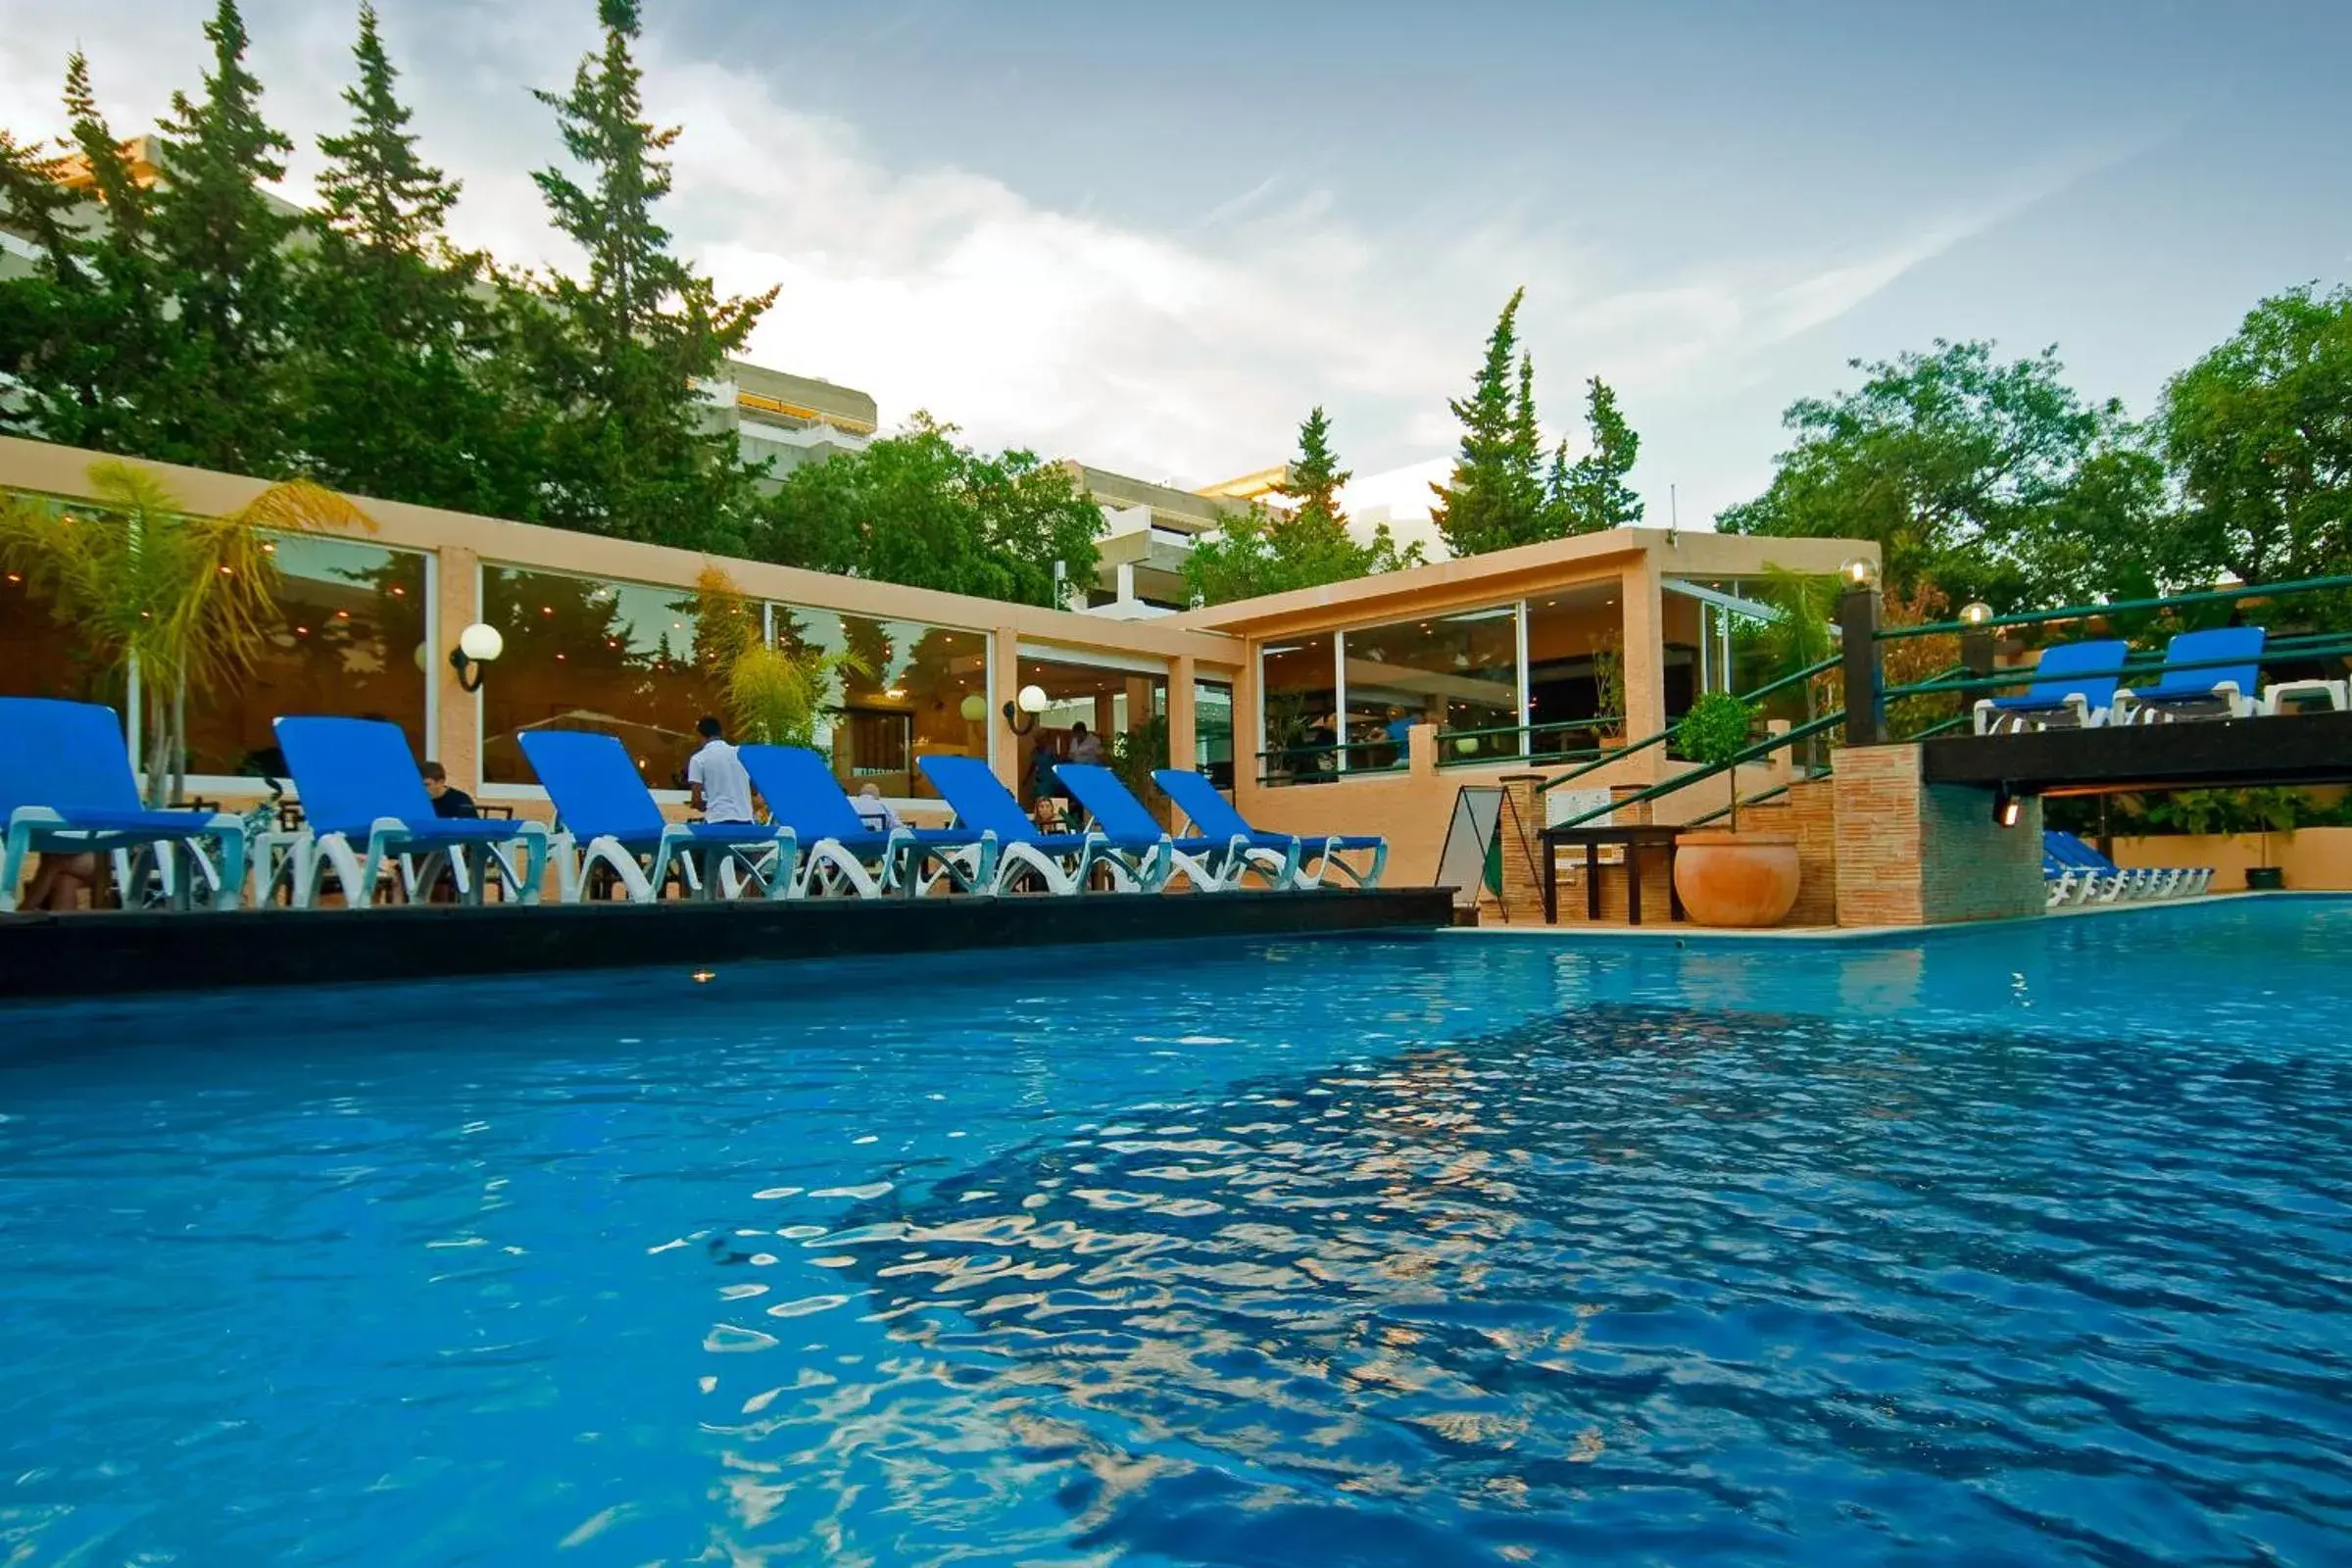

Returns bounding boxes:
[0,0,2099,523]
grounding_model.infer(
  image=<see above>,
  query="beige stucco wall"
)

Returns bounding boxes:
[2110,829,2352,891]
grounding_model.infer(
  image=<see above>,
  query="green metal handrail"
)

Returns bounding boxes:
[1433,716,1624,744]
[1685,779,1798,829]
[1740,654,1842,707]
[1549,709,1848,832]
[1535,656,1841,796]
[1874,572,2352,641]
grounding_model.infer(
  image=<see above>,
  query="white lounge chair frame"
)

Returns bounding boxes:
[546,825,798,904]
[287,816,550,909]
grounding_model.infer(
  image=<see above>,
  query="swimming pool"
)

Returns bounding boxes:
[3,899,2347,1564]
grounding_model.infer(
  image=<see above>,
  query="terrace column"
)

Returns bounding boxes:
[1166,657,1196,782]
[1618,562,1669,778]
[435,545,481,792]
[990,625,1021,791]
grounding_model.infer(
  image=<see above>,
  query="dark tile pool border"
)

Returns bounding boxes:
[0,888,1454,1000]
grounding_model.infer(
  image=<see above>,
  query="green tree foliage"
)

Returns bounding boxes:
[2154,283,2352,587]
[0,54,176,459]
[526,0,775,548]
[146,0,300,474]
[0,463,372,802]
[1717,340,2161,610]
[1434,288,1548,557]
[1183,407,1422,605]
[758,415,1101,607]
[1547,376,1644,535]
[293,5,542,518]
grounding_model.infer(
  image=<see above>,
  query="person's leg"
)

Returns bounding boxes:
[26,853,99,911]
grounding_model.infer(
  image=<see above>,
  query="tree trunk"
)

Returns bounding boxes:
[169,678,188,806]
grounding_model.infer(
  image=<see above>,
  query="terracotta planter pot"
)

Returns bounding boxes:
[1674,830,1801,928]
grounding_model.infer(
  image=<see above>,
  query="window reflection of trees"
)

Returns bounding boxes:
[479,568,724,788]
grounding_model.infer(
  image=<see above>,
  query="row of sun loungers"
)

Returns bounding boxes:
[2042,831,2213,907]
[0,698,1386,912]
[1975,625,2340,733]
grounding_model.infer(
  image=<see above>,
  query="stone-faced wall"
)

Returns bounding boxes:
[1832,744,2044,927]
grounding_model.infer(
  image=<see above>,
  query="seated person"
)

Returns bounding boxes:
[20,851,102,911]
[853,782,903,833]
[420,761,478,818]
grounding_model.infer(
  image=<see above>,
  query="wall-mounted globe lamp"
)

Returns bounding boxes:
[449,622,505,693]
[1002,683,1050,735]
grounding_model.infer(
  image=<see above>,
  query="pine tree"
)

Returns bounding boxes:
[0,54,173,457]
[1268,405,1360,574]
[1433,287,1544,557]
[1552,376,1644,534]
[529,0,775,548]
[147,0,300,474]
[1184,407,1421,605]
[1511,350,1546,532]
[295,5,543,516]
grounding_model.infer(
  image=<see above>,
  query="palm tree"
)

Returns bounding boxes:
[693,566,864,748]
[0,460,375,804]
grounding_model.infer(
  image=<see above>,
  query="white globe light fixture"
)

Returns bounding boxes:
[1004,683,1052,735]
[1839,556,1881,593]
[1959,600,1994,626]
[958,693,988,723]
[450,621,505,692]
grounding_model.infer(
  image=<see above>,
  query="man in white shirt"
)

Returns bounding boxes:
[1067,721,1103,766]
[686,716,757,823]
[853,782,903,833]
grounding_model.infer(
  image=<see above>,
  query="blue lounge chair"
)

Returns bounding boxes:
[2115,626,2266,723]
[517,729,797,903]
[1971,639,2130,734]
[738,745,997,897]
[2047,829,2207,900]
[0,697,246,912]
[916,754,1140,895]
[1152,766,1387,889]
[273,716,548,908]
[1053,762,1245,892]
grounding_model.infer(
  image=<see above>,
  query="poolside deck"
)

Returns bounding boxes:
[0,888,1454,1000]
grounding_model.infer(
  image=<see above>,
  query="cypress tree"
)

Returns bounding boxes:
[1555,376,1644,534]
[1433,287,1542,557]
[528,0,775,548]
[296,4,541,516]
[147,0,300,474]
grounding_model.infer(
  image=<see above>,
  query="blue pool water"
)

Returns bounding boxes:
[3,899,2349,1565]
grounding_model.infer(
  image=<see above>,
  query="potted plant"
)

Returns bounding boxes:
[1670,692,1802,927]
[2241,786,2299,890]
[1590,633,1627,747]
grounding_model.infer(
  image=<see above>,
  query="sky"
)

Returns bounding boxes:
[3,0,2348,550]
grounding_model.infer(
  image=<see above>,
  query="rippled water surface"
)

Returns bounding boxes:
[4,900,2351,1565]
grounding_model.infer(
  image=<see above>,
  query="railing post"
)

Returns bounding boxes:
[1838,571,1886,747]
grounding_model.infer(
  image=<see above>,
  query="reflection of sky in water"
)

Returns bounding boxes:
[2,905,2348,1564]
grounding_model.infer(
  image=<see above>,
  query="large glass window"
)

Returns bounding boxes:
[0,562,119,709]
[1013,654,1168,808]
[1344,607,1520,768]
[1257,634,1337,785]
[1194,678,1235,787]
[196,535,432,777]
[479,567,729,789]
[2,530,430,777]
[776,609,990,800]
[1523,583,1633,760]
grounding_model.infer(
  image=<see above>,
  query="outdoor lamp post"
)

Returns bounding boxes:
[450,622,505,693]
[1959,600,1996,679]
[1003,684,1049,735]
[1836,557,1886,746]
